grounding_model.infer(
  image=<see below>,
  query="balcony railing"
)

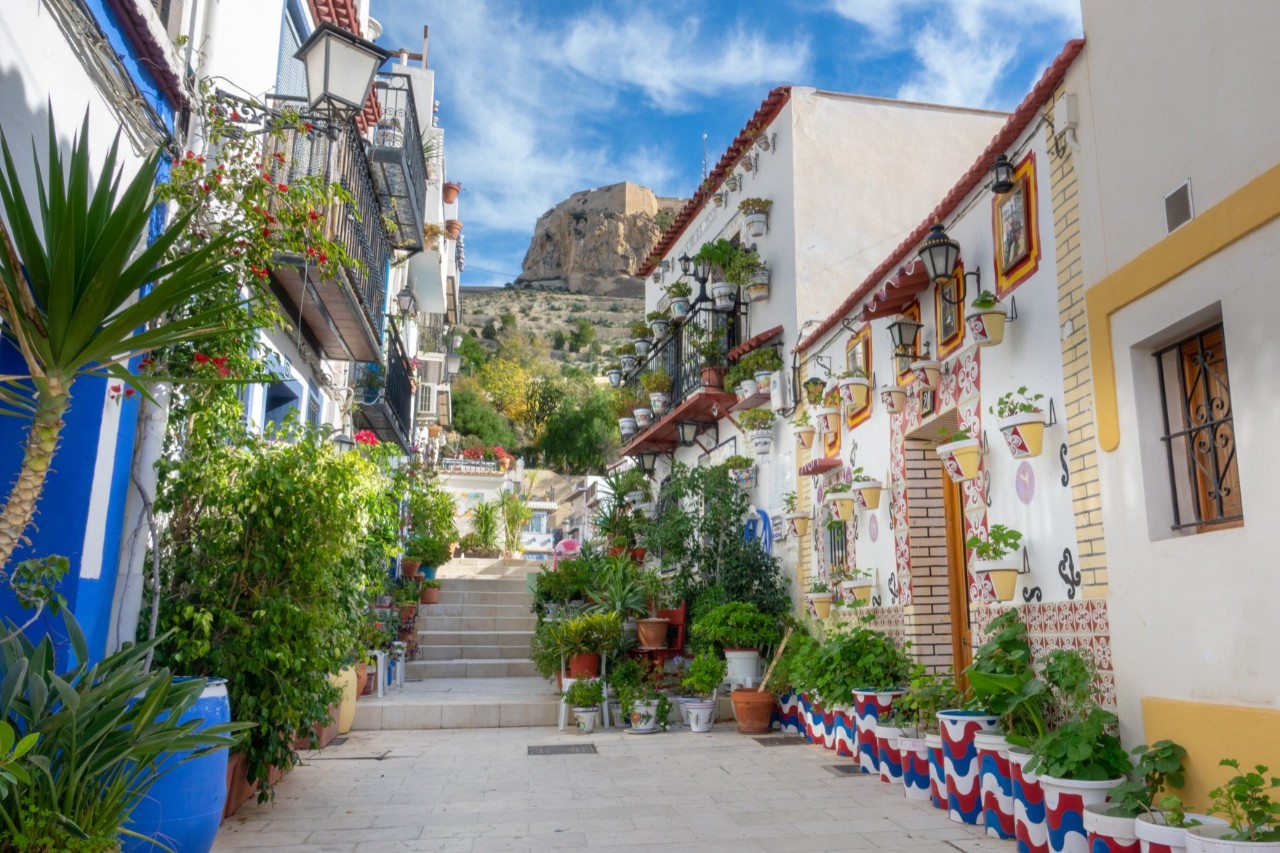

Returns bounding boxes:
[352,324,414,449]
[263,98,391,363]
[368,73,427,250]
[624,302,746,409]
[418,320,448,355]
[438,457,505,476]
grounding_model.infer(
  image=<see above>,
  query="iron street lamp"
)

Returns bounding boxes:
[637,451,661,475]
[918,223,961,286]
[887,315,923,354]
[295,22,392,125]
[991,154,1015,194]
[678,254,693,276]
[332,433,356,453]
[446,353,462,375]
[677,421,699,446]
[395,284,416,315]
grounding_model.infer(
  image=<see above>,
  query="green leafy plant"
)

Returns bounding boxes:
[587,554,649,619]
[682,650,728,698]
[808,579,830,594]
[809,622,911,700]
[564,678,604,708]
[739,197,772,215]
[937,427,973,444]
[470,500,501,555]
[0,612,247,848]
[990,386,1046,419]
[1206,759,1280,841]
[783,491,798,513]
[691,602,782,652]
[663,279,692,300]
[848,467,876,483]
[647,310,670,325]
[964,609,1049,742]
[1106,740,1189,819]
[1026,707,1132,781]
[555,612,624,656]
[629,320,652,340]
[689,323,727,365]
[641,369,672,394]
[971,290,1001,309]
[738,408,776,431]
[724,455,755,470]
[827,483,852,494]
[967,525,1023,562]
[793,408,812,427]
[900,665,964,735]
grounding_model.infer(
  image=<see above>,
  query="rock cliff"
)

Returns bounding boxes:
[514,182,683,297]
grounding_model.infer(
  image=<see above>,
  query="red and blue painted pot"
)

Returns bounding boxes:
[899,733,932,800]
[1084,803,1139,853]
[820,704,837,751]
[832,707,856,757]
[774,691,804,735]
[799,694,815,743]
[1040,774,1122,853]
[1134,812,1226,853]
[806,698,830,747]
[852,689,904,775]
[938,709,1000,825]
[975,731,1015,839]
[875,724,904,783]
[927,732,948,810]
[1010,746,1048,853]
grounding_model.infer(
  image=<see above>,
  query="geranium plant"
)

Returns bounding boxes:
[967,524,1023,561]
[991,386,1045,419]
[1207,759,1280,842]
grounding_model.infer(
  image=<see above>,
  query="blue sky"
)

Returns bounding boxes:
[377,1,1083,288]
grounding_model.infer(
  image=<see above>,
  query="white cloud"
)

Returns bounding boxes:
[829,0,1081,107]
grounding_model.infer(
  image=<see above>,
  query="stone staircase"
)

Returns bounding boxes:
[352,570,560,730]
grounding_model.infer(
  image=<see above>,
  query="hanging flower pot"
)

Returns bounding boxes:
[840,578,873,603]
[649,318,670,339]
[974,558,1020,602]
[620,354,639,372]
[828,494,856,521]
[881,385,907,414]
[710,281,737,312]
[745,267,770,303]
[936,438,982,483]
[633,337,652,358]
[795,424,816,449]
[999,411,1047,458]
[966,302,1009,347]
[633,407,654,429]
[752,370,775,391]
[803,377,827,405]
[786,511,811,536]
[910,359,942,389]
[606,368,622,387]
[736,377,759,400]
[806,591,833,619]
[442,181,461,204]
[669,297,691,320]
[744,211,769,238]
[838,376,872,410]
[648,391,670,415]
[444,219,462,239]
[851,479,883,510]
[750,428,774,456]
[815,406,841,433]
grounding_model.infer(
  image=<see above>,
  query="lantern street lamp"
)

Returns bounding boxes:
[991,154,1015,194]
[918,223,961,286]
[678,254,693,277]
[887,315,923,356]
[677,421,699,446]
[637,451,661,476]
[395,284,416,316]
[295,22,392,126]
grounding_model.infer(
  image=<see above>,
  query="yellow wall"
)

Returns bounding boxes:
[1141,697,1280,814]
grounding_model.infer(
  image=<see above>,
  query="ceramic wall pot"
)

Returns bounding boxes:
[795,424,816,449]
[1000,412,1048,458]
[967,305,1009,346]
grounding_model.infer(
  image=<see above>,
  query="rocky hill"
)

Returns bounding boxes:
[514,182,683,297]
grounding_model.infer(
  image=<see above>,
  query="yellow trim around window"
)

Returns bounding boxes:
[1086,162,1280,451]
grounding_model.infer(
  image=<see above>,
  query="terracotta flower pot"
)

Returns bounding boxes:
[701,365,726,389]
[398,604,417,622]
[420,585,440,604]
[401,559,422,578]
[636,618,670,649]
[568,653,600,678]
[442,181,460,204]
[444,219,462,239]
[731,689,776,734]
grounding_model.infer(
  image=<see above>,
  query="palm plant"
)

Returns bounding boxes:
[471,499,500,553]
[0,117,237,569]
[498,489,531,557]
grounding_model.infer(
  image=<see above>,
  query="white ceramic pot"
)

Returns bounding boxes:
[750,429,774,455]
[814,406,841,433]
[634,407,654,428]
[674,696,694,726]
[710,281,736,312]
[606,368,622,386]
[1136,813,1227,852]
[899,734,933,800]
[573,707,598,734]
[744,211,768,238]
[634,338,652,358]
[630,699,661,733]
[840,578,873,603]
[806,592,833,619]
[649,391,670,415]
[649,318,670,339]
[619,417,638,437]
[937,438,982,482]
[753,370,775,389]
[1039,775,1124,853]
[724,649,761,687]
[1186,825,1280,851]
[669,297,691,320]
[875,723,904,783]
[838,376,872,409]
[620,354,639,372]
[852,480,884,510]
[686,700,716,733]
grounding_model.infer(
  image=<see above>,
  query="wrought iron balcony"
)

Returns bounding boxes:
[353,323,414,450]
[418,319,448,355]
[263,103,391,363]
[368,73,428,250]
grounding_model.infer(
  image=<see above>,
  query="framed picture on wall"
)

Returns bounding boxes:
[991,151,1040,296]
[997,182,1029,273]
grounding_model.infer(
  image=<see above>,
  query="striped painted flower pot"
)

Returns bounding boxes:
[852,689,904,775]
[1010,745,1049,853]
[975,731,1015,839]
[938,710,1001,825]
[876,724,904,783]
[1135,813,1226,853]
[1085,803,1140,853]
[927,732,947,810]
[899,733,933,801]
[832,707,856,757]
[1039,775,1123,853]
[773,691,804,735]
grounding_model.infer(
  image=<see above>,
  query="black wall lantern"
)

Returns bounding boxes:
[637,451,661,475]
[918,223,961,285]
[887,315,923,354]
[991,154,1015,194]
[295,22,392,125]
[677,421,699,446]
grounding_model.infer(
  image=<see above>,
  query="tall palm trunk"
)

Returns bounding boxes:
[0,382,69,566]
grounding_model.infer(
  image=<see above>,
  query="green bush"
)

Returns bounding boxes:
[691,602,781,652]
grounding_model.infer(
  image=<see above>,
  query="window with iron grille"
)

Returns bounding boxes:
[1154,323,1243,531]
[826,520,848,571]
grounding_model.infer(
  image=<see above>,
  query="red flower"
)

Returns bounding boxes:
[139,357,154,370]
[261,172,272,182]
[354,430,379,446]
[256,268,269,279]
[262,227,271,238]
[193,352,210,364]
[307,247,316,256]
[185,150,194,160]
[124,387,136,398]
[201,184,211,194]
[308,210,319,221]
[273,152,286,163]
[318,253,328,264]
[231,111,242,122]
[214,356,230,378]
[304,122,314,132]
[277,183,289,193]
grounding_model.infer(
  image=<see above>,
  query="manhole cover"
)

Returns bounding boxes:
[528,744,597,756]
[329,736,348,747]
[753,737,807,747]
[824,764,863,776]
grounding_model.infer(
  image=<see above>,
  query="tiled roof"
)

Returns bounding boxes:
[728,325,784,361]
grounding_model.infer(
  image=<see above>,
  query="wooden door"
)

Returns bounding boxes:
[941,472,972,682]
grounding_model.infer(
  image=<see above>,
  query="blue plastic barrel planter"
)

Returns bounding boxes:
[422,564,439,580]
[122,678,231,853]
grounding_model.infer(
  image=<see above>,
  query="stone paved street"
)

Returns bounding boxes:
[214,726,1014,852]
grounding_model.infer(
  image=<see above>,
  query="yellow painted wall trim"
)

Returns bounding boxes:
[1086,162,1280,451]
[1142,696,1280,815]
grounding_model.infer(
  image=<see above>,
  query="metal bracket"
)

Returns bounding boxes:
[1019,544,1031,575]
[1046,397,1058,427]
[846,437,859,470]
[1006,294,1019,321]
[982,470,993,508]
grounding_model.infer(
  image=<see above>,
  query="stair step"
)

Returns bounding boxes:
[351,677,559,730]
[439,577,531,592]
[436,591,532,606]
[418,629,533,648]
[420,602,531,618]
[406,659,538,679]
[419,615,536,632]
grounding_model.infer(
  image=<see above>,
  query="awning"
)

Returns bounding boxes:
[859,259,932,321]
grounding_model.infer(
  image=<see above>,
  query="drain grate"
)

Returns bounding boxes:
[824,764,864,776]
[528,744,597,756]
[329,736,348,747]
[753,737,807,747]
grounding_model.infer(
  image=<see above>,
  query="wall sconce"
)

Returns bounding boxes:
[886,316,923,354]
[677,421,699,446]
[295,22,392,125]
[918,223,961,286]
[637,451,661,475]
[446,352,462,375]
[331,432,356,453]
[991,154,1015,194]
[395,285,417,315]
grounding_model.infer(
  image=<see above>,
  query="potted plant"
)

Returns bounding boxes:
[793,408,816,450]
[725,454,757,489]
[744,256,771,303]
[564,678,604,734]
[880,383,908,414]
[910,356,943,389]
[992,386,1049,458]
[738,407,776,455]
[605,362,623,388]
[967,524,1024,602]
[418,578,442,604]
[393,577,421,622]
[635,569,671,650]
[835,624,912,775]
[681,650,728,733]
[783,491,811,536]
[1088,740,1194,852]
[814,390,842,433]
[827,483,856,521]
[641,369,672,416]
[442,181,461,204]
[690,324,727,388]
[725,357,760,400]
[804,375,827,405]
[836,368,872,411]
[691,601,781,688]
[616,341,639,374]
[740,197,771,238]
[806,578,834,619]
[849,467,884,510]
[444,218,462,239]
[967,290,1010,346]
[840,566,875,603]
[647,309,671,341]
[1142,794,1228,852]
[629,320,654,358]
[1187,759,1280,850]
[936,427,983,483]
[664,279,692,320]
[612,386,641,438]
[695,239,739,311]
[899,665,963,805]
[619,675,673,733]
